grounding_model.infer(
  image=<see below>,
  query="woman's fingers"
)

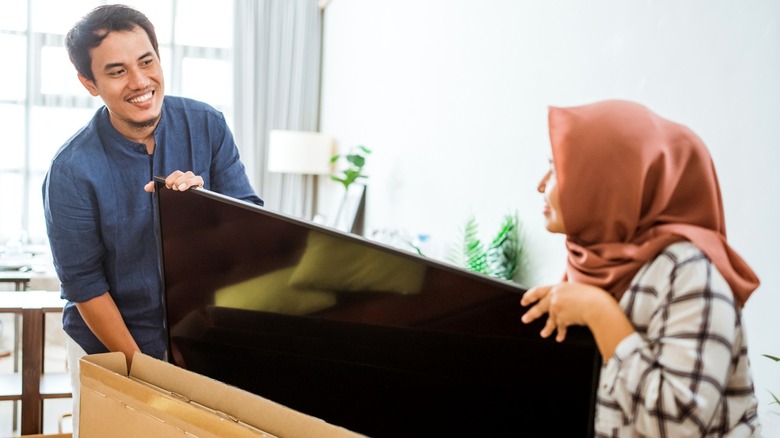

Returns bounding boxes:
[540,316,557,338]
[521,284,571,342]
[520,286,545,306]
[521,288,551,324]
[555,324,568,343]
[521,305,544,324]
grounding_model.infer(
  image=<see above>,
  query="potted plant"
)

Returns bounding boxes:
[330,145,371,232]
[447,212,528,284]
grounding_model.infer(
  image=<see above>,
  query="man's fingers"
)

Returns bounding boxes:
[164,170,185,189]
[162,171,203,191]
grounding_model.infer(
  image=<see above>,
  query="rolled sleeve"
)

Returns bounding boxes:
[44,160,110,302]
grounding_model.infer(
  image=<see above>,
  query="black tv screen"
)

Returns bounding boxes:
[155,178,600,437]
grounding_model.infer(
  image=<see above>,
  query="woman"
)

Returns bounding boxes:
[521,100,761,436]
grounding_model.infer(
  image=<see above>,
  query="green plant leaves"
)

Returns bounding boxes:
[463,216,487,274]
[330,145,372,191]
[765,354,780,406]
[449,212,523,282]
[486,214,519,281]
[346,153,366,168]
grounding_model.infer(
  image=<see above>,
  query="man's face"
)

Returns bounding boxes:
[78,25,164,133]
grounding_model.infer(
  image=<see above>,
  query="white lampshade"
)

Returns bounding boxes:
[267,130,334,175]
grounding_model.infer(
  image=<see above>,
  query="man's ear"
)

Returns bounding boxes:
[77,74,99,97]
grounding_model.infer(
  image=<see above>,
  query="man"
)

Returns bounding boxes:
[42,5,262,434]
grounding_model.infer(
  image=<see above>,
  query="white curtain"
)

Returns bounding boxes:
[233,0,323,218]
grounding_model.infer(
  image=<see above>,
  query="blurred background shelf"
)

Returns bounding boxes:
[0,292,70,436]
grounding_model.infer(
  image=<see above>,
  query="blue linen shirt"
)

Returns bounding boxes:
[43,96,263,359]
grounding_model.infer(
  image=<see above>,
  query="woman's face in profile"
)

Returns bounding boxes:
[538,162,566,234]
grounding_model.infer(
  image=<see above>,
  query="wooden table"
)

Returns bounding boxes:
[0,270,32,291]
[0,291,70,435]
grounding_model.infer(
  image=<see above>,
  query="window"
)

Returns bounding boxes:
[0,0,235,246]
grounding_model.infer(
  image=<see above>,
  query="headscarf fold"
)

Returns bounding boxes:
[548,100,759,306]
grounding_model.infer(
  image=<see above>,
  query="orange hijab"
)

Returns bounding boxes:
[548,100,759,306]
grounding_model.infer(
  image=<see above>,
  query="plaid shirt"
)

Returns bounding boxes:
[595,242,761,437]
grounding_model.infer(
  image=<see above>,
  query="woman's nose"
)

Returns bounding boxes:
[537,171,550,193]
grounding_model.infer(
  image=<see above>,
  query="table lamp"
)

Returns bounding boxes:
[267,130,334,219]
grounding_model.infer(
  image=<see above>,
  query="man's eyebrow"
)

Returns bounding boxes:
[102,52,154,71]
[103,62,125,71]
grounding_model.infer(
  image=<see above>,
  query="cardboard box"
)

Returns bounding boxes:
[79,352,363,437]
[20,435,71,438]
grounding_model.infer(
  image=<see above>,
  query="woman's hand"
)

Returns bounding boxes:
[520,282,609,342]
[520,282,636,360]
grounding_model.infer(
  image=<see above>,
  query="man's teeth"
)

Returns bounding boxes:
[130,92,152,103]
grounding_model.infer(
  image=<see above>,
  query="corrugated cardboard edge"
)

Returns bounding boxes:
[81,352,364,438]
[18,435,72,438]
[80,353,266,437]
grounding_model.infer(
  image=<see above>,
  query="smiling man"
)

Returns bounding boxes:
[42,5,262,435]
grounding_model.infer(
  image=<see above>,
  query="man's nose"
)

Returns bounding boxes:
[128,68,150,90]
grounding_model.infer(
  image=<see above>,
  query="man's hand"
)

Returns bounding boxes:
[75,292,141,370]
[144,170,204,193]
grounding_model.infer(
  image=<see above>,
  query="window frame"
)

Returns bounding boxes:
[0,0,234,246]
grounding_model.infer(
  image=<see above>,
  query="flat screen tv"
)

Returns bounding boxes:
[154,178,600,437]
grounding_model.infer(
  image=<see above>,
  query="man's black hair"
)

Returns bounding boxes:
[65,4,159,82]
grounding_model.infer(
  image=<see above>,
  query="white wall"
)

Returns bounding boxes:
[319,0,780,431]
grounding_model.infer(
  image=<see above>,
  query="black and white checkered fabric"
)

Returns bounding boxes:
[595,241,761,437]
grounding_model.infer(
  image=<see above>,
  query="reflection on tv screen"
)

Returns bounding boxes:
[156,180,600,438]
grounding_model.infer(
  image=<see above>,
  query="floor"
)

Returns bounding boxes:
[0,287,73,437]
